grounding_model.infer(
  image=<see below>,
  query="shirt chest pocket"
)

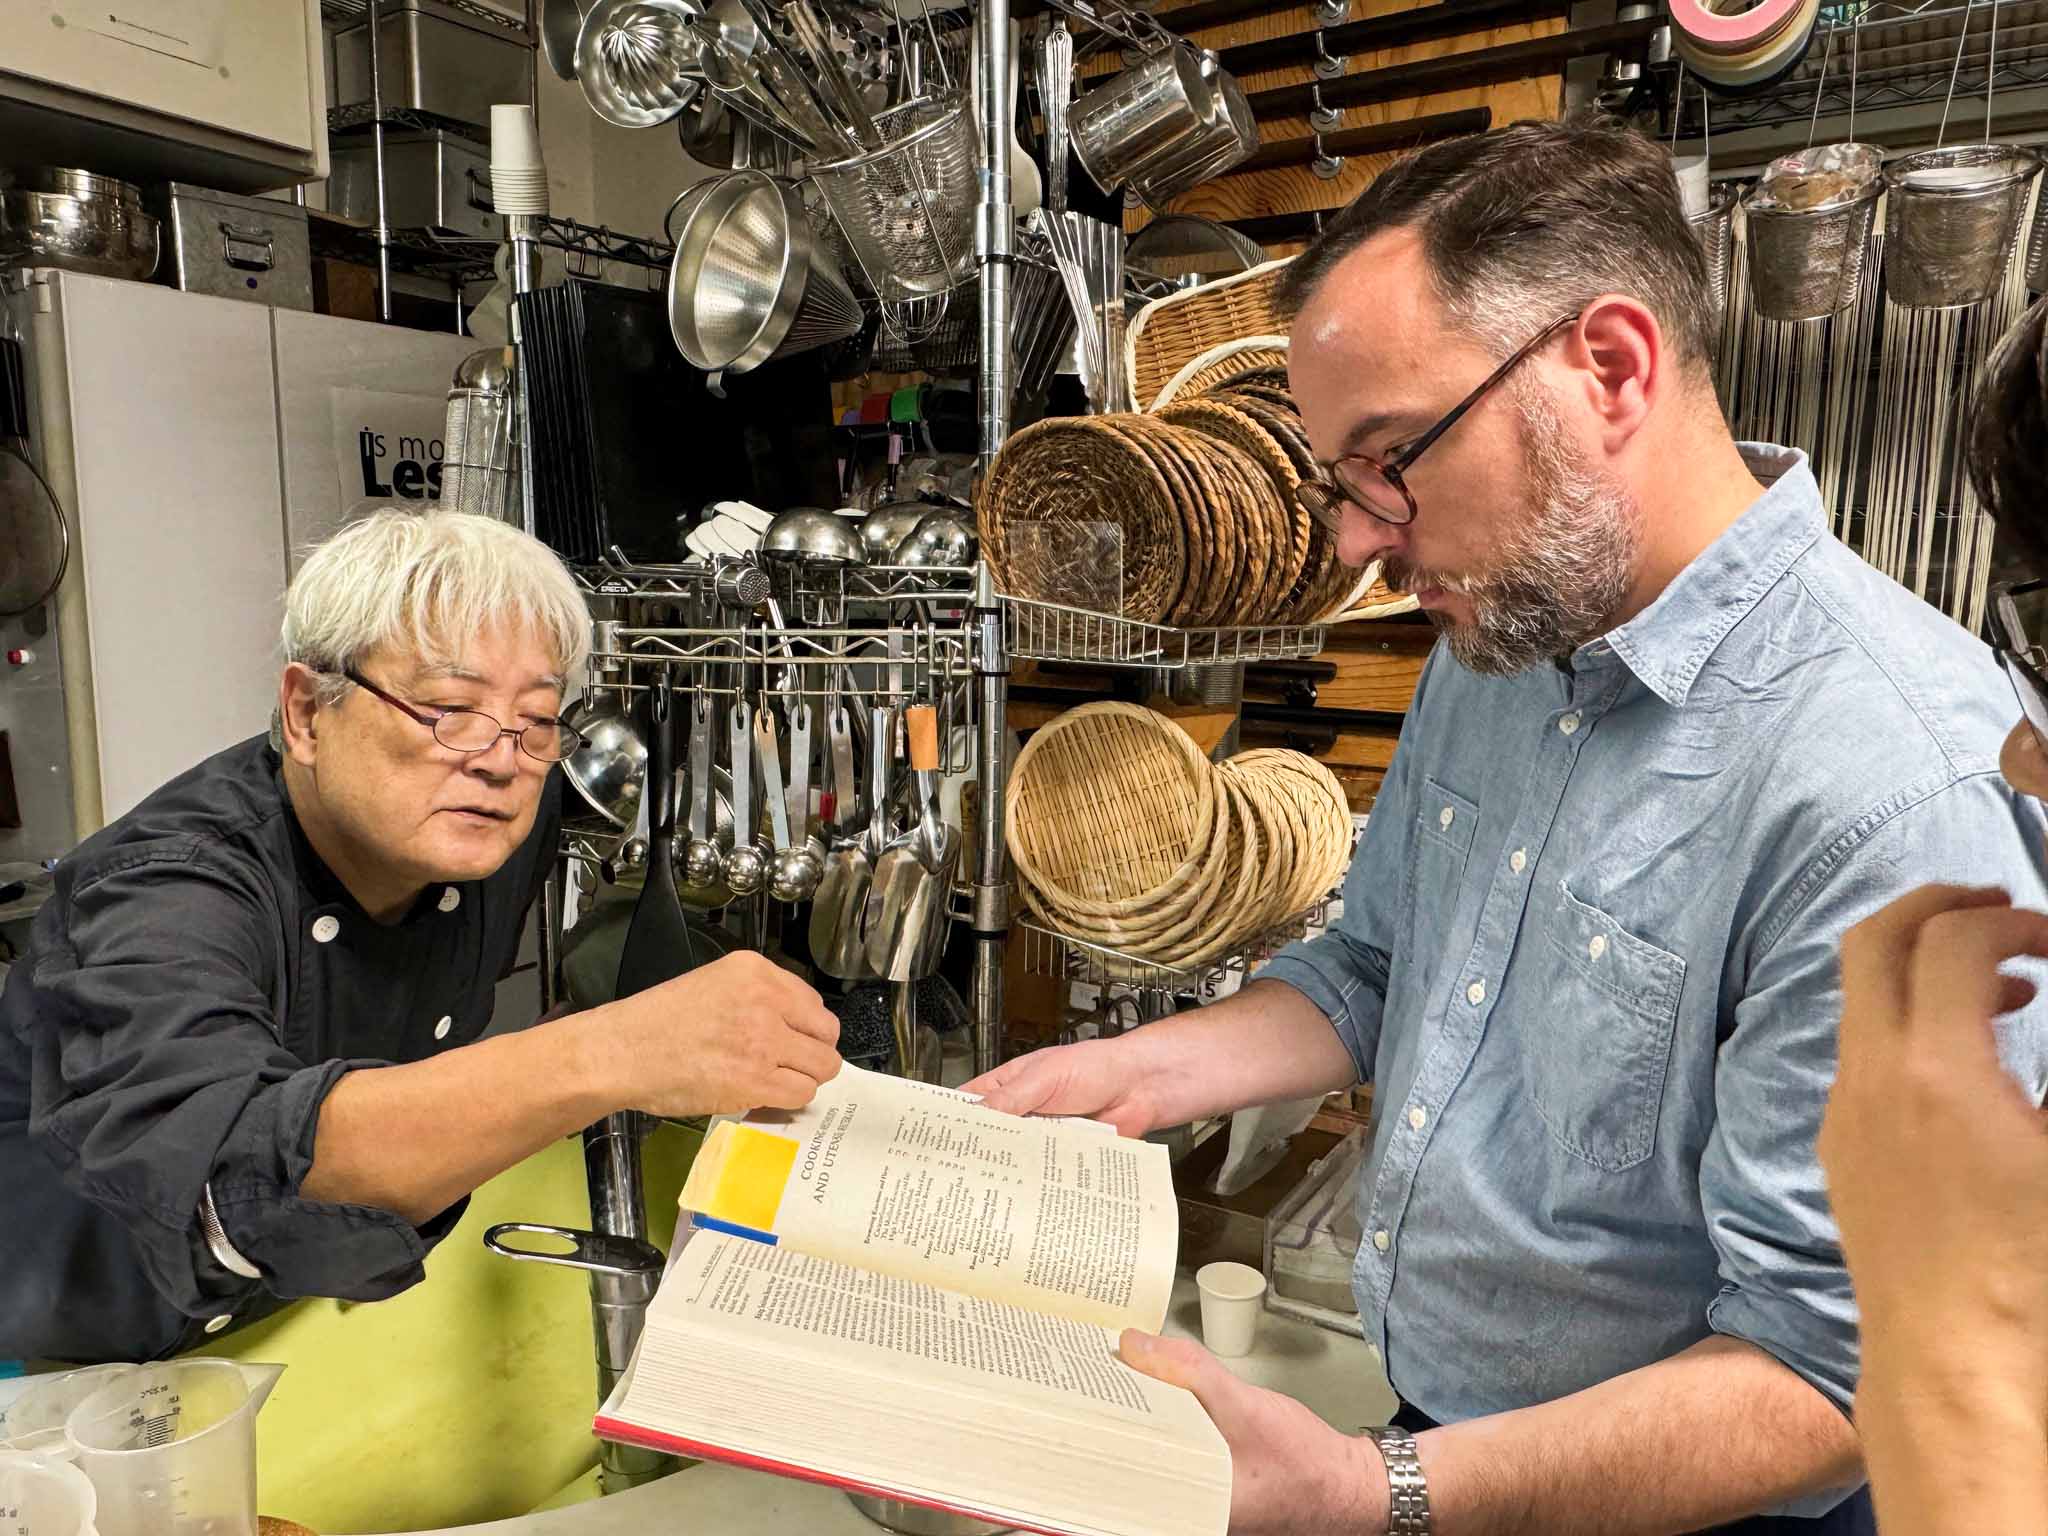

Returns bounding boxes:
[1518,881,1686,1173]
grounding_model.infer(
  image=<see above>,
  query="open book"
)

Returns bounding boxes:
[595,1065,1231,1536]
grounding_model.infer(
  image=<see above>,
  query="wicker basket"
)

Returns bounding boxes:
[1151,335,1289,409]
[1328,561,1421,621]
[980,416,1191,623]
[1010,704,1354,969]
[1156,397,1310,624]
[1006,702,1219,921]
[1124,258,1293,415]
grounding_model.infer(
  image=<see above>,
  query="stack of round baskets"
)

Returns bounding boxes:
[1005,702,1353,973]
[979,340,1406,625]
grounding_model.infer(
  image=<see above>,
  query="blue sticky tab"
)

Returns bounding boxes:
[693,1216,778,1246]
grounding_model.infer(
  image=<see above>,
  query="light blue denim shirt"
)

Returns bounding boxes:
[1263,444,2048,1442]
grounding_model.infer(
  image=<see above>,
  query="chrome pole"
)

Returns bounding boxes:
[367,0,392,322]
[971,0,1017,1071]
[975,0,1015,469]
[508,212,541,541]
[969,562,1009,1076]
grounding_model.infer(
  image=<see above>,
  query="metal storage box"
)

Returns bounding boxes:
[331,0,531,132]
[329,130,497,240]
[157,184,314,311]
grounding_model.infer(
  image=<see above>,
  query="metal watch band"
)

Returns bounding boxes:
[199,1182,263,1280]
[1366,1427,1433,1535]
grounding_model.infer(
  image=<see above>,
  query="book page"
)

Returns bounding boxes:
[603,1231,1232,1536]
[650,1231,1213,1439]
[681,1064,1177,1333]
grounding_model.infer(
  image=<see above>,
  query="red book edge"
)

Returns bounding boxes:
[593,1413,1072,1536]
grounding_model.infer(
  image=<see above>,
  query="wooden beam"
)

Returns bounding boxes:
[1220,0,1571,72]
[1228,106,1491,173]
[1247,17,1660,116]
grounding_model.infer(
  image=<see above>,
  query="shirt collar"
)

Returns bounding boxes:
[1594,443,1824,708]
[271,747,450,929]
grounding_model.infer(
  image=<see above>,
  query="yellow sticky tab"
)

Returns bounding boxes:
[680,1121,798,1233]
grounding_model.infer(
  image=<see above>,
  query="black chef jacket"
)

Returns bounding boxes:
[0,735,560,1363]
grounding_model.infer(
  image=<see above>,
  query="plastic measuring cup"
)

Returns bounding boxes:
[1,1367,139,1458]
[63,1360,281,1536]
[0,1449,100,1536]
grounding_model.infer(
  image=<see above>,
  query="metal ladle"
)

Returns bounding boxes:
[680,692,726,891]
[755,704,811,903]
[724,698,767,896]
[772,699,825,901]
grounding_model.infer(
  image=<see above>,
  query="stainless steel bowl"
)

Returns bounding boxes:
[762,506,867,566]
[0,189,159,281]
[563,703,649,827]
[892,511,974,568]
[860,501,942,561]
[16,167,143,207]
[452,345,516,392]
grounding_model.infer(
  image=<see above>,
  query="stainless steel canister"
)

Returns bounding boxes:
[1069,43,1215,196]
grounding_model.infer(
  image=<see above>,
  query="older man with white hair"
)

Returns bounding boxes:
[0,510,839,1364]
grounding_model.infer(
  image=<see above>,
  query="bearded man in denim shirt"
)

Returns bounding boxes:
[968,120,2048,1536]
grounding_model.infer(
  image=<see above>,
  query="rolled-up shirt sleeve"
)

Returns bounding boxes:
[24,846,462,1322]
[1704,773,2048,1419]
[1258,649,1439,1080]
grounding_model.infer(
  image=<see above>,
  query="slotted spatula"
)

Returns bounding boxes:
[615,685,716,998]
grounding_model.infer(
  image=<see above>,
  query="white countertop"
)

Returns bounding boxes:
[407,1274,1394,1536]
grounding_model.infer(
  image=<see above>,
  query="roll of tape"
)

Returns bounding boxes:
[1669,0,1805,54]
[1675,0,1820,91]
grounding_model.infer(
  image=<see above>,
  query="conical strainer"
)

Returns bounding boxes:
[774,251,863,358]
[666,170,863,389]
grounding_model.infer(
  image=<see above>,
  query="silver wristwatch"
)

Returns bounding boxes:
[1365,1427,1433,1535]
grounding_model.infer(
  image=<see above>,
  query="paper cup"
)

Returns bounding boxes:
[1196,1261,1267,1357]
[491,104,544,172]
[1672,153,1711,219]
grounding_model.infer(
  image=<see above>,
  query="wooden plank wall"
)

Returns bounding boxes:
[1129,0,1568,249]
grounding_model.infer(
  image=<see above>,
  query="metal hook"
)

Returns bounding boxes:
[1311,24,1345,85]
[1309,76,1340,135]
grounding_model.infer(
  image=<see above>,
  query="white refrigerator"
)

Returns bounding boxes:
[0,271,479,871]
